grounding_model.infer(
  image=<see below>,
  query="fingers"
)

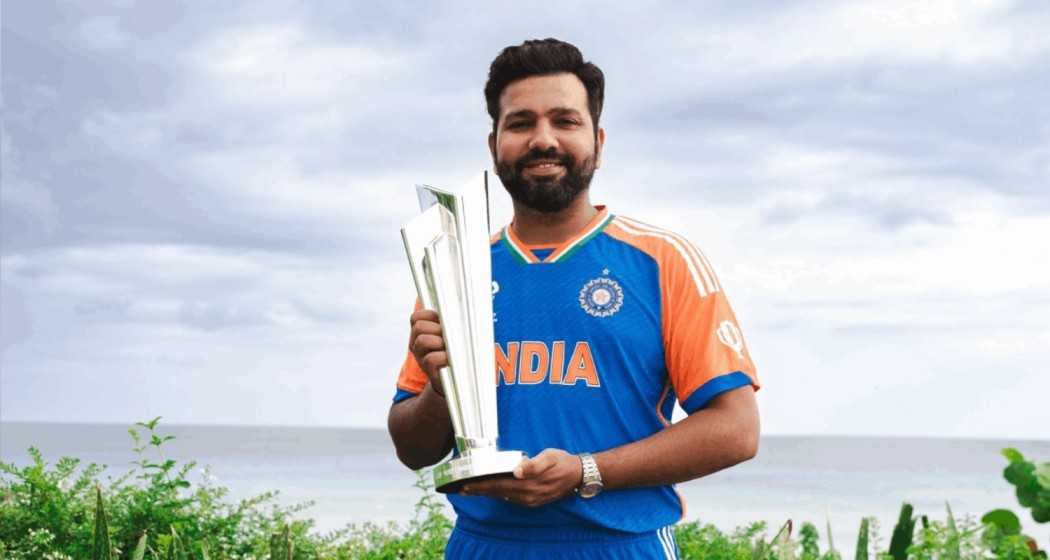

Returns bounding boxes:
[408,310,446,378]
[459,450,577,508]
[462,480,549,507]
[460,478,515,500]
[410,309,440,325]
[419,351,448,378]
[515,449,560,479]
[411,333,445,357]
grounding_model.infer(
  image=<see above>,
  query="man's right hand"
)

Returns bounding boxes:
[409,309,448,395]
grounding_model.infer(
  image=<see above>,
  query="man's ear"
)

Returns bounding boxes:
[488,131,497,166]
[594,127,606,169]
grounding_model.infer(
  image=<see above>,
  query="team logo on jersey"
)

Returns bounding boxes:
[578,277,624,318]
[716,320,745,359]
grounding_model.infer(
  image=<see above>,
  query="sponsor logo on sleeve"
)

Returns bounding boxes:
[716,320,745,359]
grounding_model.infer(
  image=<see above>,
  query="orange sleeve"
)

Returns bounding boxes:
[394,300,429,402]
[659,241,759,413]
[606,218,759,413]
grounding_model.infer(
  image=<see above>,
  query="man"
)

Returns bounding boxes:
[388,38,761,559]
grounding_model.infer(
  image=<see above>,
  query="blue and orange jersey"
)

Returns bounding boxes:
[394,206,759,534]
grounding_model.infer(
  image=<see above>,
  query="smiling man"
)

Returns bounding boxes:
[388,38,761,559]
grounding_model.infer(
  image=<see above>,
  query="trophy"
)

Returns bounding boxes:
[400,171,525,493]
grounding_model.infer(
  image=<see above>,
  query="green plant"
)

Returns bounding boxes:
[855,517,869,560]
[1002,448,1050,524]
[826,514,841,560]
[4,422,1048,559]
[94,487,114,560]
[977,448,1050,558]
[887,503,914,560]
[799,522,820,559]
[269,524,293,560]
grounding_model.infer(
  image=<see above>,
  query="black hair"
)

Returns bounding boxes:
[484,38,605,136]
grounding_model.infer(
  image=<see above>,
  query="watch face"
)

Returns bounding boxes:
[579,482,602,499]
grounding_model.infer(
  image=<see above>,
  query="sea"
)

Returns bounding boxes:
[2,422,1047,555]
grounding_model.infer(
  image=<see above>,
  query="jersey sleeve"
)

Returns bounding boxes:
[393,300,429,403]
[658,238,760,414]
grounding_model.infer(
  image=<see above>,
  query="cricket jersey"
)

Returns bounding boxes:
[394,206,759,535]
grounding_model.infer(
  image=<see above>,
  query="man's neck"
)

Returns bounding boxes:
[509,194,598,245]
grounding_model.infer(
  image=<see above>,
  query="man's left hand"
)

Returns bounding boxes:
[459,448,583,507]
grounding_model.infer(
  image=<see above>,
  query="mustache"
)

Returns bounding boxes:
[514,148,575,172]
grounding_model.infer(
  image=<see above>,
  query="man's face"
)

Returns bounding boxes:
[489,73,605,213]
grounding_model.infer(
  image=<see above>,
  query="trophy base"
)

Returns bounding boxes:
[433,449,527,494]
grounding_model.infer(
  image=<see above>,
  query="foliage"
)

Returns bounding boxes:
[1000,448,1050,524]
[888,503,915,560]
[0,418,449,559]
[1,422,1047,559]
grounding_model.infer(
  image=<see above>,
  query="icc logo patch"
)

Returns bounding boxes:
[579,277,624,318]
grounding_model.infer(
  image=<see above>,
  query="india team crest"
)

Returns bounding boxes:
[579,277,624,318]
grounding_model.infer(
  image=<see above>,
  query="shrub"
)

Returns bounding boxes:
[1,420,1046,559]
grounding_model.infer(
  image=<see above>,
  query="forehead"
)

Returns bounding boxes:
[498,73,590,120]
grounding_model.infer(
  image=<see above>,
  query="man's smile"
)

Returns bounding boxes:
[524,161,565,176]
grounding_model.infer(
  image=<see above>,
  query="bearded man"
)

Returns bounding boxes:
[388,38,761,560]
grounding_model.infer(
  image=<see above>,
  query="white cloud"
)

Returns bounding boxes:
[2,0,1047,438]
[185,23,406,111]
[75,16,129,52]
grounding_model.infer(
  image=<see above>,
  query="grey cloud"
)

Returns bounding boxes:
[2,3,493,258]
[4,1,1048,434]
[609,58,1049,206]
[762,192,952,230]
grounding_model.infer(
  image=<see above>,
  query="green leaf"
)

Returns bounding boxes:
[855,518,869,560]
[944,502,961,560]
[1035,463,1050,488]
[93,486,113,560]
[826,513,836,554]
[136,416,162,431]
[167,526,185,560]
[981,509,1021,535]
[131,532,148,560]
[1002,448,1025,463]
[888,503,914,560]
[1018,487,1039,508]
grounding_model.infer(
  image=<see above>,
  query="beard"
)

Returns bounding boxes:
[495,147,597,213]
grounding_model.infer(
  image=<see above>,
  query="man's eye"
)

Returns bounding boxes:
[557,119,580,127]
[507,122,529,129]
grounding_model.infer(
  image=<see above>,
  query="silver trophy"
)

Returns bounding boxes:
[400,171,525,493]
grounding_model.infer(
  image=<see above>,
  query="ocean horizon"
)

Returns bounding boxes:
[3,421,1047,554]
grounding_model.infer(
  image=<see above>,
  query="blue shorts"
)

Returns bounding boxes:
[445,518,680,559]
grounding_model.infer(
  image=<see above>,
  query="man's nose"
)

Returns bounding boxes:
[528,121,558,152]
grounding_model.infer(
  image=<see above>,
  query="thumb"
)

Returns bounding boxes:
[515,449,560,479]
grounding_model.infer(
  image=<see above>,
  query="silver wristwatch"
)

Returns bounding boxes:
[576,452,604,499]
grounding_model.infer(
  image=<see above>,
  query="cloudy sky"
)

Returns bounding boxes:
[2,1,1048,439]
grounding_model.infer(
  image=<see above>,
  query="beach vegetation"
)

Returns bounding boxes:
[0,419,1046,559]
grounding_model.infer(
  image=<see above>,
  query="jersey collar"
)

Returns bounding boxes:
[501,206,613,264]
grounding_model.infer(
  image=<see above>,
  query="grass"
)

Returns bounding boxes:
[1,418,1046,559]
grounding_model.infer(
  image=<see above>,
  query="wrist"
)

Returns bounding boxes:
[575,452,604,499]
